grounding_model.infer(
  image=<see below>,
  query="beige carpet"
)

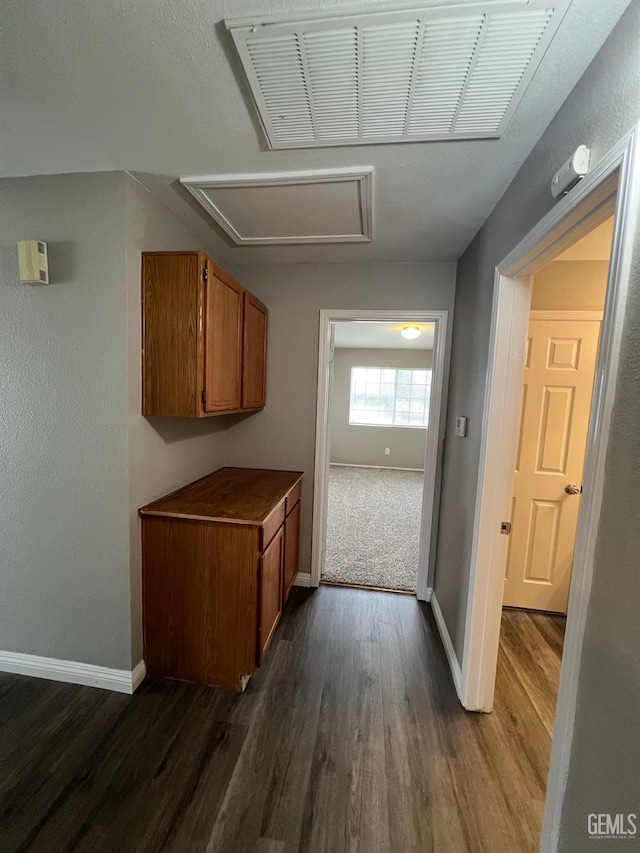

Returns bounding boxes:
[323,465,423,591]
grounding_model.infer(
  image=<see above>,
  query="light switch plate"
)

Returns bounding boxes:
[455,416,467,438]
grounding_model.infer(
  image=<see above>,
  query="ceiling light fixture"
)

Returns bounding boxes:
[401,326,421,340]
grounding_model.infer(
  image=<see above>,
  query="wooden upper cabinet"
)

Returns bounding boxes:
[242,291,268,410]
[141,251,268,417]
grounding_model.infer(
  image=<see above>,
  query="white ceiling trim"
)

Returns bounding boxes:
[225,0,571,149]
[180,167,374,245]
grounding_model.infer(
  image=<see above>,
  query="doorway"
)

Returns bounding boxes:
[457,124,640,851]
[495,216,613,761]
[323,321,432,592]
[311,309,448,601]
[503,218,612,615]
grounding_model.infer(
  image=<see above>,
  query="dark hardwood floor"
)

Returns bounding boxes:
[0,588,565,853]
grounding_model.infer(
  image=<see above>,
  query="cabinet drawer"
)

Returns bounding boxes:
[285,481,302,516]
[261,500,285,551]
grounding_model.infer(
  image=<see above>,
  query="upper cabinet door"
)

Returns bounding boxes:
[142,252,201,417]
[204,271,243,412]
[242,292,268,410]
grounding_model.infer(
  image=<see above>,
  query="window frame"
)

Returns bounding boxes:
[348,365,432,429]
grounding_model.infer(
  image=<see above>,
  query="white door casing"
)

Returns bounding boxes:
[503,313,602,614]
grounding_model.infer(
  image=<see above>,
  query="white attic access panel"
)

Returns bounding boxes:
[226,0,571,149]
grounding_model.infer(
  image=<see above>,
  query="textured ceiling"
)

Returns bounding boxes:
[334,322,435,350]
[1,0,632,264]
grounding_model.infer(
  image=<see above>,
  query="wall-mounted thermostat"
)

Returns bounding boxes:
[455,416,467,437]
[18,240,49,285]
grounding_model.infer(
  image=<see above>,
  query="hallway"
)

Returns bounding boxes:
[0,587,562,853]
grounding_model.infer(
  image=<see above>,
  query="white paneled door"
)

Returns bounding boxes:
[503,315,602,614]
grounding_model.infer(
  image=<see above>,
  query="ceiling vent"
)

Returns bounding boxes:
[226,1,570,149]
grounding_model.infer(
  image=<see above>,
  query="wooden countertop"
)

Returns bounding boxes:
[138,467,303,525]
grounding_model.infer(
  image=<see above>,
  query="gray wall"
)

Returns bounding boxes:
[125,176,230,664]
[0,172,234,671]
[0,172,131,668]
[432,1,640,849]
[225,263,456,575]
[330,347,431,469]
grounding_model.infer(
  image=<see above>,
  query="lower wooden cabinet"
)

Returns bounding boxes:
[284,500,301,604]
[259,525,284,664]
[140,467,302,691]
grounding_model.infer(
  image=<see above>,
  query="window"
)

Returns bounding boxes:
[349,367,432,427]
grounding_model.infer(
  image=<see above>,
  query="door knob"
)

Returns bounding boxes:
[565,484,581,495]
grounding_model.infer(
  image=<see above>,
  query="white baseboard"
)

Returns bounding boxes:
[0,650,147,695]
[131,659,147,691]
[293,572,312,588]
[430,593,463,699]
[330,463,424,472]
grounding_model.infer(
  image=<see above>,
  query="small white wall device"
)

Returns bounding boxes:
[18,240,49,284]
[551,145,590,198]
[455,416,467,437]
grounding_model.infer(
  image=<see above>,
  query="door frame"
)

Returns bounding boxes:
[311,309,449,600]
[457,124,639,850]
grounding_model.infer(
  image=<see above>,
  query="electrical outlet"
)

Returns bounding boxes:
[384,447,390,455]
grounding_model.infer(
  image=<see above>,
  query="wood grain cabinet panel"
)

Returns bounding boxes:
[140,467,303,691]
[261,500,285,552]
[142,517,258,690]
[283,500,301,606]
[205,274,243,412]
[142,253,201,417]
[242,291,268,410]
[259,526,284,664]
[142,252,268,417]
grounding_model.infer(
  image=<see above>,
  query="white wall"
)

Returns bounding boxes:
[0,172,131,668]
[330,347,431,469]
[431,1,640,848]
[225,262,456,576]
[125,176,231,663]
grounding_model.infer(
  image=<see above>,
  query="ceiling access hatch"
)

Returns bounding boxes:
[225,0,571,149]
[180,167,374,245]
